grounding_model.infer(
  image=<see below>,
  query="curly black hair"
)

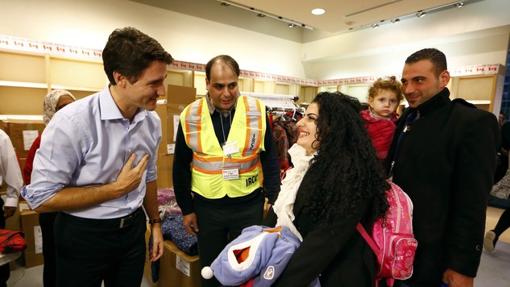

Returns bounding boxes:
[298,92,389,225]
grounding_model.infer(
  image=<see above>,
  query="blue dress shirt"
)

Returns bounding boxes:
[21,86,161,219]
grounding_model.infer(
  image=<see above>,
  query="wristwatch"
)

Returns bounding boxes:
[148,218,162,224]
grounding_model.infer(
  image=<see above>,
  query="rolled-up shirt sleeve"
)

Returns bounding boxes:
[21,113,86,209]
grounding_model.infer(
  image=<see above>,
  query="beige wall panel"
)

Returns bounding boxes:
[340,84,370,103]
[254,80,265,93]
[299,86,318,104]
[254,80,275,94]
[275,83,290,95]
[0,87,46,114]
[167,71,185,87]
[239,77,253,93]
[49,58,106,89]
[193,73,207,96]
[288,84,300,97]
[456,76,495,101]
[0,52,46,83]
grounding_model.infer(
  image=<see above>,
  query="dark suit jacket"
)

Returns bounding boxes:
[269,174,377,287]
[386,88,499,286]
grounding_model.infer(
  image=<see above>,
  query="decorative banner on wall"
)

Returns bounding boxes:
[450,64,501,77]
[0,35,102,60]
[0,34,502,87]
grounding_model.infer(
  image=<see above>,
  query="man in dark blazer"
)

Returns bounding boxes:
[386,48,499,287]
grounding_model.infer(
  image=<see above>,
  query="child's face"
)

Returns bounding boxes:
[368,89,399,118]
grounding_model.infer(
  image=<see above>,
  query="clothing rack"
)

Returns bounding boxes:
[242,92,299,110]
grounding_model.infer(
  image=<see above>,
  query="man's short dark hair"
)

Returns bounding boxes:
[103,27,173,85]
[405,48,447,77]
[205,55,240,80]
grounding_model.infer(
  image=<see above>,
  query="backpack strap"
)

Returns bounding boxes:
[357,224,384,287]
[356,223,382,262]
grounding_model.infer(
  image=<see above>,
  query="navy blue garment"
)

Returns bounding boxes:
[161,214,198,256]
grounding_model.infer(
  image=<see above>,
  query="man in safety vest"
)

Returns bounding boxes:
[173,55,281,287]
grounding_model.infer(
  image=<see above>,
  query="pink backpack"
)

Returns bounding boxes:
[356,181,418,287]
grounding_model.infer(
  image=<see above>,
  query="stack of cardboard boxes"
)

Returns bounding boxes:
[0,119,45,174]
[145,84,203,286]
[0,119,45,267]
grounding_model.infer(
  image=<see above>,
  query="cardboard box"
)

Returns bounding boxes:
[158,240,201,287]
[19,209,43,267]
[0,120,45,158]
[155,103,171,189]
[153,84,195,188]
[167,84,196,106]
[143,227,201,287]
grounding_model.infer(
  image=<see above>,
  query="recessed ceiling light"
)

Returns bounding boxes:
[416,10,426,18]
[311,8,326,16]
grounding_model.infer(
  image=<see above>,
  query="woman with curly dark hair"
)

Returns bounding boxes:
[270,91,389,286]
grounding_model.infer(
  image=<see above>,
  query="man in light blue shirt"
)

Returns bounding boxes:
[21,27,173,287]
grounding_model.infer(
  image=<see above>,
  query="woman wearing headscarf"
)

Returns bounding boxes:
[23,89,75,287]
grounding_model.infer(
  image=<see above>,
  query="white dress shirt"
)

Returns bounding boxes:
[0,129,23,207]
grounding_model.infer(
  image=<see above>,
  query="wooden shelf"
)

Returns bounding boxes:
[0,114,43,121]
[0,80,47,89]
[467,100,491,105]
[50,84,101,92]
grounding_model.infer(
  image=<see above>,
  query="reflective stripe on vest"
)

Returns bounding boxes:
[192,153,260,174]
[242,96,263,156]
[184,98,203,153]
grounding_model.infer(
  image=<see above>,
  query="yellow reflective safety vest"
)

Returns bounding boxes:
[180,96,266,199]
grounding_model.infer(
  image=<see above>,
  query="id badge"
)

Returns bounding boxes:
[222,168,240,180]
[223,141,239,157]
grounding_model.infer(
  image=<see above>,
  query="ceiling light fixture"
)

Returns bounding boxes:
[348,0,479,34]
[311,8,326,16]
[371,24,379,29]
[217,0,314,30]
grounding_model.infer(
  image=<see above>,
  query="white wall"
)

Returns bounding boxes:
[0,0,306,78]
[1,0,509,81]
[302,0,510,79]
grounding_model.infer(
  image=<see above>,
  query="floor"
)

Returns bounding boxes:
[6,207,510,287]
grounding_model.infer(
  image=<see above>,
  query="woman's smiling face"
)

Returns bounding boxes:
[296,103,319,155]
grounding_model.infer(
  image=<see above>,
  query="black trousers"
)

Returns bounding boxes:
[494,206,510,238]
[40,212,57,287]
[54,209,146,287]
[0,199,9,287]
[194,193,264,287]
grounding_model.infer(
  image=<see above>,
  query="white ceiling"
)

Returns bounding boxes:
[131,0,481,42]
[232,0,464,32]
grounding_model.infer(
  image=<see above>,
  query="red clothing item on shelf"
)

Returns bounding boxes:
[360,109,398,160]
